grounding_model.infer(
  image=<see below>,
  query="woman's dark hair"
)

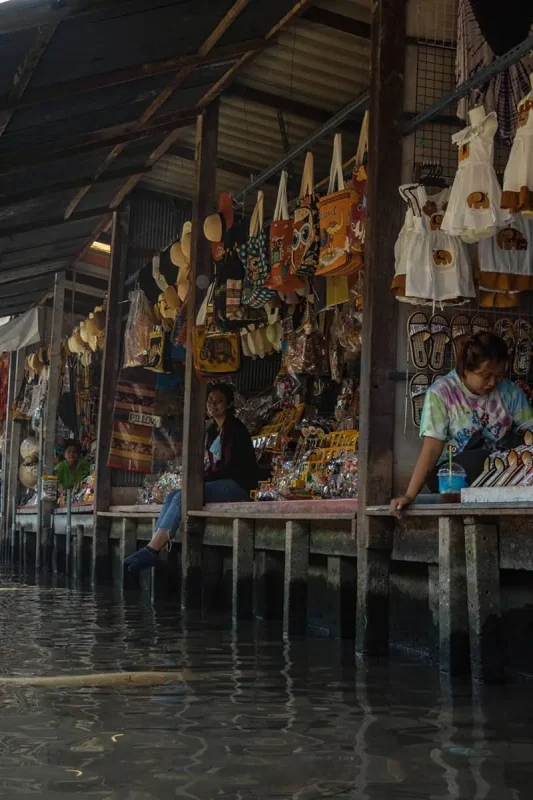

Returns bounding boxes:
[456,332,508,378]
[64,439,81,454]
[206,382,234,409]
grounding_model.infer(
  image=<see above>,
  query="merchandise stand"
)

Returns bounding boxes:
[5,0,533,682]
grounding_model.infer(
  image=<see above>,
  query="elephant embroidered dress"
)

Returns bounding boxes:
[477,214,533,303]
[501,90,533,216]
[441,111,511,243]
[391,184,474,305]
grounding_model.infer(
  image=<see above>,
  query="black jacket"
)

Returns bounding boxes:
[205,414,258,492]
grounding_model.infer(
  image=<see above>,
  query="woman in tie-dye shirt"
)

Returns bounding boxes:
[390,332,533,516]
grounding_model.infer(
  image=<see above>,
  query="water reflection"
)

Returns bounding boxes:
[0,571,531,797]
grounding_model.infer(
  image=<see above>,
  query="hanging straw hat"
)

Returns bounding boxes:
[85,308,106,337]
[170,240,187,268]
[180,221,192,261]
[79,320,91,344]
[68,327,85,354]
[163,284,179,311]
[203,192,234,243]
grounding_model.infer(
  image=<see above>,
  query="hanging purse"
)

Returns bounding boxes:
[286,302,328,376]
[348,111,369,254]
[291,152,320,277]
[317,134,360,277]
[192,284,240,377]
[265,171,304,293]
[239,191,277,309]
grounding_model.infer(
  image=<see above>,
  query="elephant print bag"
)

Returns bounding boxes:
[239,191,277,309]
[317,133,359,277]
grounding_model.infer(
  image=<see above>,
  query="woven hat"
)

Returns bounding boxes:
[170,241,187,268]
[203,193,234,243]
[85,308,105,336]
[79,320,90,344]
[163,284,179,311]
[180,221,192,260]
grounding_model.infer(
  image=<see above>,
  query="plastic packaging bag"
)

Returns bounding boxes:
[124,290,152,368]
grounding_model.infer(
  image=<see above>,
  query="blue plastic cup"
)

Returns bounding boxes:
[438,464,467,502]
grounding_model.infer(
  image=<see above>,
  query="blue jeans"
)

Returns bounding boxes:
[155,479,250,539]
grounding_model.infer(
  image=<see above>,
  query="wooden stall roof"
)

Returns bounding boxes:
[143,0,372,207]
[0,0,311,317]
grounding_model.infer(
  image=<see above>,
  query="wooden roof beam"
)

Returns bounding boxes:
[168,142,278,184]
[67,0,314,263]
[0,38,266,112]
[0,0,138,35]
[64,0,252,219]
[227,84,361,131]
[0,162,151,208]
[0,207,111,239]
[0,110,197,175]
[302,7,371,39]
[0,20,60,137]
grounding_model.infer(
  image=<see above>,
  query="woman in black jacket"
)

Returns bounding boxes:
[125,383,257,572]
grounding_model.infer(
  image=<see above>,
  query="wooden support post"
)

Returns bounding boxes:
[180,100,219,610]
[327,555,356,639]
[355,0,406,656]
[254,550,284,620]
[41,271,65,566]
[438,517,470,675]
[428,564,440,663]
[3,349,24,545]
[283,520,309,637]
[74,524,84,582]
[232,518,255,625]
[93,204,130,584]
[464,518,504,683]
[119,518,138,591]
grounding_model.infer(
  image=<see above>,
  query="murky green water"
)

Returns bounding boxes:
[0,571,531,798]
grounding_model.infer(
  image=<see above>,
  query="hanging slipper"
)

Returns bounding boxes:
[514,319,533,342]
[471,314,491,335]
[428,314,450,372]
[407,312,431,369]
[494,318,515,356]
[450,313,471,361]
[514,338,532,376]
[410,372,430,427]
[431,372,445,384]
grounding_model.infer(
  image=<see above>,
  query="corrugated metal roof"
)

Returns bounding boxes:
[0,0,311,315]
[145,0,370,204]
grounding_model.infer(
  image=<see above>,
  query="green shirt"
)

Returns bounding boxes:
[54,458,90,491]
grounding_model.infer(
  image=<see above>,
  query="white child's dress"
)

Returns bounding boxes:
[441,111,511,243]
[391,185,474,305]
[502,91,533,217]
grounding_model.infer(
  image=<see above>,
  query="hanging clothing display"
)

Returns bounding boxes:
[441,111,511,243]
[501,88,533,215]
[456,0,533,145]
[476,215,533,307]
[391,185,475,306]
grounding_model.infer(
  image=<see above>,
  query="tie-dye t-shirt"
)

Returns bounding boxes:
[420,369,533,458]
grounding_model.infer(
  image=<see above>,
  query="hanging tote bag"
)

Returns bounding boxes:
[349,111,369,254]
[192,283,240,377]
[265,171,304,292]
[317,133,358,277]
[239,191,276,309]
[291,152,320,277]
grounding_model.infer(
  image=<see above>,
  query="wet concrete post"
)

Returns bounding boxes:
[438,517,470,675]
[283,520,310,637]
[254,550,284,620]
[464,518,504,683]
[232,518,255,624]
